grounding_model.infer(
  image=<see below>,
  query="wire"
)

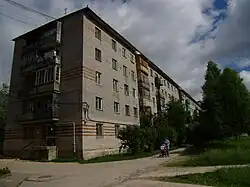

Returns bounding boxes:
[0,11,37,26]
[3,0,56,19]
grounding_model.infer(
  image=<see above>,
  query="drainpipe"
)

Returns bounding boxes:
[72,121,76,157]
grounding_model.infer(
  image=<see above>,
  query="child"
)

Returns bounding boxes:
[160,143,167,157]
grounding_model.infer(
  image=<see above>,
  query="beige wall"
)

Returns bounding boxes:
[81,16,139,154]
[82,16,139,125]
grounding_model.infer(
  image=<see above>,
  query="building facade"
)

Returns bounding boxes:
[4,7,200,160]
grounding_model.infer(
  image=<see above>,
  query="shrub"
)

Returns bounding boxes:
[0,167,11,176]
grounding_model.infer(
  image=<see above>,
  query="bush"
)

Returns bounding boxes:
[0,167,11,176]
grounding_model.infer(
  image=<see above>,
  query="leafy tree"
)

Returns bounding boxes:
[167,99,186,145]
[0,83,9,153]
[200,61,223,142]
[0,83,8,128]
[219,68,250,138]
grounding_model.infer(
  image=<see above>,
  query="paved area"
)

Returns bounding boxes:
[1,148,246,187]
[0,149,183,187]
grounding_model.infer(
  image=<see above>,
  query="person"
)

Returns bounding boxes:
[160,143,167,157]
[163,138,170,157]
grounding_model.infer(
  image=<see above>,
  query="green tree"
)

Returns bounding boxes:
[167,99,186,146]
[219,68,250,138]
[0,83,9,153]
[200,61,223,142]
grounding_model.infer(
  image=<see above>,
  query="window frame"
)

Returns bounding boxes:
[123,65,128,76]
[112,58,118,71]
[114,102,120,114]
[95,71,101,84]
[124,84,129,96]
[122,48,126,58]
[95,48,102,62]
[112,39,117,51]
[113,79,118,91]
[133,107,138,118]
[95,27,101,40]
[95,97,103,111]
[125,105,130,116]
[96,123,104,138]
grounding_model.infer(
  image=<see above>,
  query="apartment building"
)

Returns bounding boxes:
[4,7,139,160]
[4,7,200,160]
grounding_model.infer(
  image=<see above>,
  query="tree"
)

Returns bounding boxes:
[0,83,9,153]
[200,61,223,142]
[219,68,250,138]
[166,99,186,146]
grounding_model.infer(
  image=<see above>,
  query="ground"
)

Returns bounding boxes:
[0,148,238,187]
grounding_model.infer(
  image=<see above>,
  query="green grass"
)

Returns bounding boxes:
[166,137,250,167]
[159,167,250,187]
[51,151,157,164]
[0,167,11,177]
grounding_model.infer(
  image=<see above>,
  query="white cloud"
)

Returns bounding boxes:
[240,70,250,89]
[1,0,250,100]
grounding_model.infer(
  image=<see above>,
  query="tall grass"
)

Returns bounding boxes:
[167,137,250,166]
[161,167,250,187]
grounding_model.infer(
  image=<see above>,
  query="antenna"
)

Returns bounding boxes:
[64,8,67,15]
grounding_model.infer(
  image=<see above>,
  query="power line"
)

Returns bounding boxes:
[0,11,37,26]
[3,0,56,20]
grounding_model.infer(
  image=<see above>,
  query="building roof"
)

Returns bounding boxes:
[13,7,200,107]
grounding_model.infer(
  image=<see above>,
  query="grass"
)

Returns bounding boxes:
[50,151,157,164]
[166,137,250,167]
[0,167,11,177]
[159,167,250,187]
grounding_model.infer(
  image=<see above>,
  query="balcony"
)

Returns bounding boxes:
[22,22,62,54]
[139,64,149,75]
[17,112,34,121]
[138,80,150,90]
[17,108,59,123]
[21,56,60,74]
[19,83,59,98]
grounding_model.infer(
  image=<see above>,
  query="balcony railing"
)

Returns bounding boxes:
[17,108,59,122]
[138,80,150,90]
[20,56,60,74]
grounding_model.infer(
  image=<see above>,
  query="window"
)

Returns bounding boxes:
[112,39,117,51]
[134,107,138,118]
[123,65,127,76]
[167,82,170,89]
[131,70,135,81]
[112,59,118,70]
[113,79,118,91]
[130,53,134,63]
[95,71,101,84]
[95,48,102,62]
[150,69,153,77]
[95,97,103,110]
[153,97,156,107]
[114,102,119,113]
[35,67,54,85]
[164,80,166,86]
[96,123,103,137]
[132,88,136,97]
[151,83,154,91]
[168,93,171,99]
[125,105,130,116]
[95,27,101,40]
[124,84,129,96]
[122,48,126,58]
[115,124,120,138]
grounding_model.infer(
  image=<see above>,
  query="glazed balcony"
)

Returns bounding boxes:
[20,56,60,74]
[17,107,59,123]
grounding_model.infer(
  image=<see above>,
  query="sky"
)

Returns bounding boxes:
[1,0,250,100]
